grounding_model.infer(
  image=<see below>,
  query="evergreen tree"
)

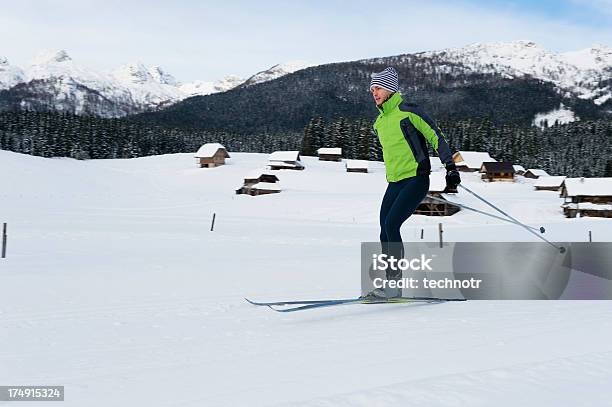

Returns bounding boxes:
[604,160,612,177]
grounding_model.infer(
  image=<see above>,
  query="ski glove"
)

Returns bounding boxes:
[445,170,461,190]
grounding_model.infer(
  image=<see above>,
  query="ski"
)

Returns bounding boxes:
[244,297,354,307]
[246,297,466,312]
[269,298,367,312]
[245,296,465,308]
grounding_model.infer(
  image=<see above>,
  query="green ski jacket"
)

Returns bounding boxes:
[373,92,456,182]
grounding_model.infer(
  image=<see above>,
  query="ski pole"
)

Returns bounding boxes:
[426,195,543,233]
[457,184,565,253]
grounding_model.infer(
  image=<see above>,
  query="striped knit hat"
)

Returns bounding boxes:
[369,67,399,93]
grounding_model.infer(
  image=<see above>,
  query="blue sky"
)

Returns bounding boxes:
[1,0,610,82]
[461,0,612,25]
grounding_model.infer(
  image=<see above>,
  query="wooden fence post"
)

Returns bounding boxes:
[2,223,6,258]
[210,213,216,232]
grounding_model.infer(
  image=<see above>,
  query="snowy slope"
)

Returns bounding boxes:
[178,74,245,97]
[241,60,313,87]
[1,151,612,406]
[0,57,25,90]
[111,62,186,107]
[561,44,612,71]
[532,103,579,128]
[24,50,137,114]
[422,40,612,105]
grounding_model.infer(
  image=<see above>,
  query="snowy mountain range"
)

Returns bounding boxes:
[136,40,611,134]
[420,40,612,106]
[0,50,313,117]
[1,41,611,121]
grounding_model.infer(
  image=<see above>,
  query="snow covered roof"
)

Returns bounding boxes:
[267,161,304,169]
[250,182,281,191]
[317,147,342,155]
[269,151,301,162]
[429,172,447,192]
[245,169,278,179]
[345,160,369,169]
[562,202,612,210]
[480,162,515,173]
[562,177,612,197]
[453,151,497,169]
[534,176,566,188]
[513,165,526,172]
[526,169,550,177]
[194,143,229,158]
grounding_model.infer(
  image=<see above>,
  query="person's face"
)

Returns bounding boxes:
[371,86,392,106]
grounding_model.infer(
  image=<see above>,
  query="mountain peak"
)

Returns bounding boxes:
[458,40,544,53]
[241,60,312,87]
[112,62,154,85]
[112,63,180,87]
[178,75,244,97]
[512,40,537,47]
[0,56,26,90]
[148,65,179,86]
[270,60,312,72]
[560,44,612,71]
[32,49,72,65]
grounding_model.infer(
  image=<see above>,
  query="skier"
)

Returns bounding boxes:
[366,67,461,298]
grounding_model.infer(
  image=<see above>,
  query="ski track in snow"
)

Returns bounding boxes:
[1,150,611,406]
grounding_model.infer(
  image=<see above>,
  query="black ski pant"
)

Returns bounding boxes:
[379,174,430,279]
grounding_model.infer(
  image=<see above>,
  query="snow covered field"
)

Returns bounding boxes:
[1,150,612,406]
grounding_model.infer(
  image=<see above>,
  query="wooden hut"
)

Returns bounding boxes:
[560,178,612,203]
[479,162,515,182]
[267,151,305,170]
[345,160,369,173]
[237,170,281,195]
[317,147,342,161]
[243,170,279,186]
[560,177,612,218]
[452,151,497,172]
[415,172,460,216]
[524,169,550,179]
[534,176,566,191]
[236,182,281,196]
[194,143,230,168]
[561,202,612,218]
